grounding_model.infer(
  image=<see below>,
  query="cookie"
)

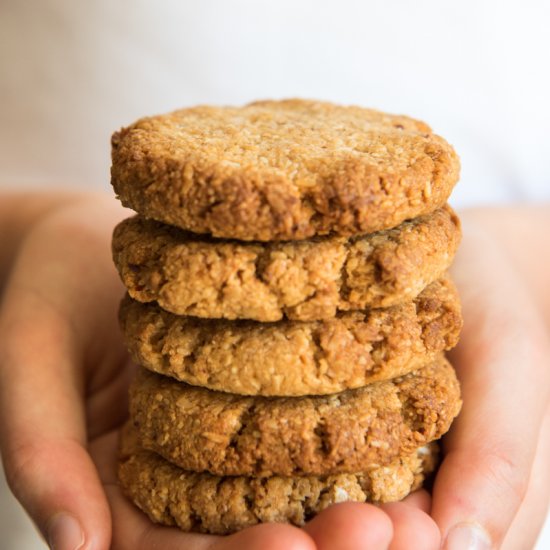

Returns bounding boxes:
[111,99,460,241]
[129,355,461,476]
[120,276,461,396]
[113,205,461,321]
[118,424,438,534]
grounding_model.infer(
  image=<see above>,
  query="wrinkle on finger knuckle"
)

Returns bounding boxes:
[2,438,49,503]
[480,448,530,510]
[3,436,84,504]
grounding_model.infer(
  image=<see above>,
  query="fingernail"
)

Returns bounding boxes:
[444,522,492,550]
[48,513,84,550]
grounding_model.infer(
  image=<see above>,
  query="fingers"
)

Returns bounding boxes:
[214,524,315,550]
[0,299,111,549]
[303,502,393,550]
[382,502,440,550]
[3,438,110,549]
[92,430,317,550]
[0,199,129,548]
[401,489,432,513]
[106,484,213,550]
[432,222,550,548]
[94,432,388,550]
[106,482,316,550]
[501,405,550,550]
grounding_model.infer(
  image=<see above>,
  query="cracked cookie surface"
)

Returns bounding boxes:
[128,355,460,476]
[118,423,438,534]
[111,99,460,241]
[113,205,460,321]
[120,276,462,396]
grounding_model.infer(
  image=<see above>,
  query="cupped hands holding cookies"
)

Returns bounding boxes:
[0,102,549,550]
[1,193,548,550]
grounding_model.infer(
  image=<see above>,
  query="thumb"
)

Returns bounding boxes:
[0,199,128,549]
[0,295,111,550]
[432,222,550,548]
[3,437,109,550]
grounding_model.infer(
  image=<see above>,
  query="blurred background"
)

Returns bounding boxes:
[1,0,549,547]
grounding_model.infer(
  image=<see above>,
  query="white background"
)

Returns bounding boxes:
[1,1,549,548]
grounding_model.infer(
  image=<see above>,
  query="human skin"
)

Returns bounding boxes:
[0,192,548,549]
[425,207,550,549]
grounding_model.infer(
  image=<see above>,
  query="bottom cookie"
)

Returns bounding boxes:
[118,424,438,535]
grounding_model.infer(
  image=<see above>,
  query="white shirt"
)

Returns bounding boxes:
[1,0,549,206]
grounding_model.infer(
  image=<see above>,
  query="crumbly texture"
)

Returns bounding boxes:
[119,276,462,396]
[118,424,438,534]
[111,99,460,241]
[113,205,461,321]
[129,355,460,476]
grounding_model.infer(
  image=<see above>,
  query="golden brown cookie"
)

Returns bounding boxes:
[112,205,461,321]
[129,356,461,476]
[111,99,460,241]
[118,423,438,534]
[119,276,462,396]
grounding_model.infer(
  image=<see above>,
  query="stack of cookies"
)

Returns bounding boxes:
[111,99,463,534]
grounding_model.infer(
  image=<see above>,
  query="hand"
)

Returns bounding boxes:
[409,212,550,549]
[0,194,440,550]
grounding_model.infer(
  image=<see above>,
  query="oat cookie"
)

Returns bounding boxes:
[113,205,461,321]
[118,424,438,534]
[120,276,461,396]
[129,356,461,476]
[111,99,460,241]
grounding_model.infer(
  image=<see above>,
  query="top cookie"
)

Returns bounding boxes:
[111,99,460,241]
